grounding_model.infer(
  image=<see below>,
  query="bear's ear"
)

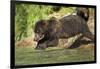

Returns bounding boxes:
[49,17,59,24]
[50,17,57,21]
[40,20,48,26]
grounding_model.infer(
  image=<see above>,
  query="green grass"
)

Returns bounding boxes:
[15,46,94,66]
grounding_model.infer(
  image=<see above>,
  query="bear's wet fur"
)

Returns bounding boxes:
[34,8,94,49]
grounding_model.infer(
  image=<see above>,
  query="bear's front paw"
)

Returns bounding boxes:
[35,43,47,50]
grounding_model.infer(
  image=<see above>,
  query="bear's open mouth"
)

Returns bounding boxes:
[39,34,44,41]
[34,33,44,42]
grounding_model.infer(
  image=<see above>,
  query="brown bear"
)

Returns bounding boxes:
[34,8,94,49]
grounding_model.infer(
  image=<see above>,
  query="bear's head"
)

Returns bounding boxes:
[34,20,48,42]
[34,17,59,42]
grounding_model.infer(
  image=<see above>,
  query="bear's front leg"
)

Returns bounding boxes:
[35,38,58,49]
[46,38,59,47]
[35,43,47,50]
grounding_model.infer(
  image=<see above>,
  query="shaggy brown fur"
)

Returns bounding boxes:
[34,8,94,49]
